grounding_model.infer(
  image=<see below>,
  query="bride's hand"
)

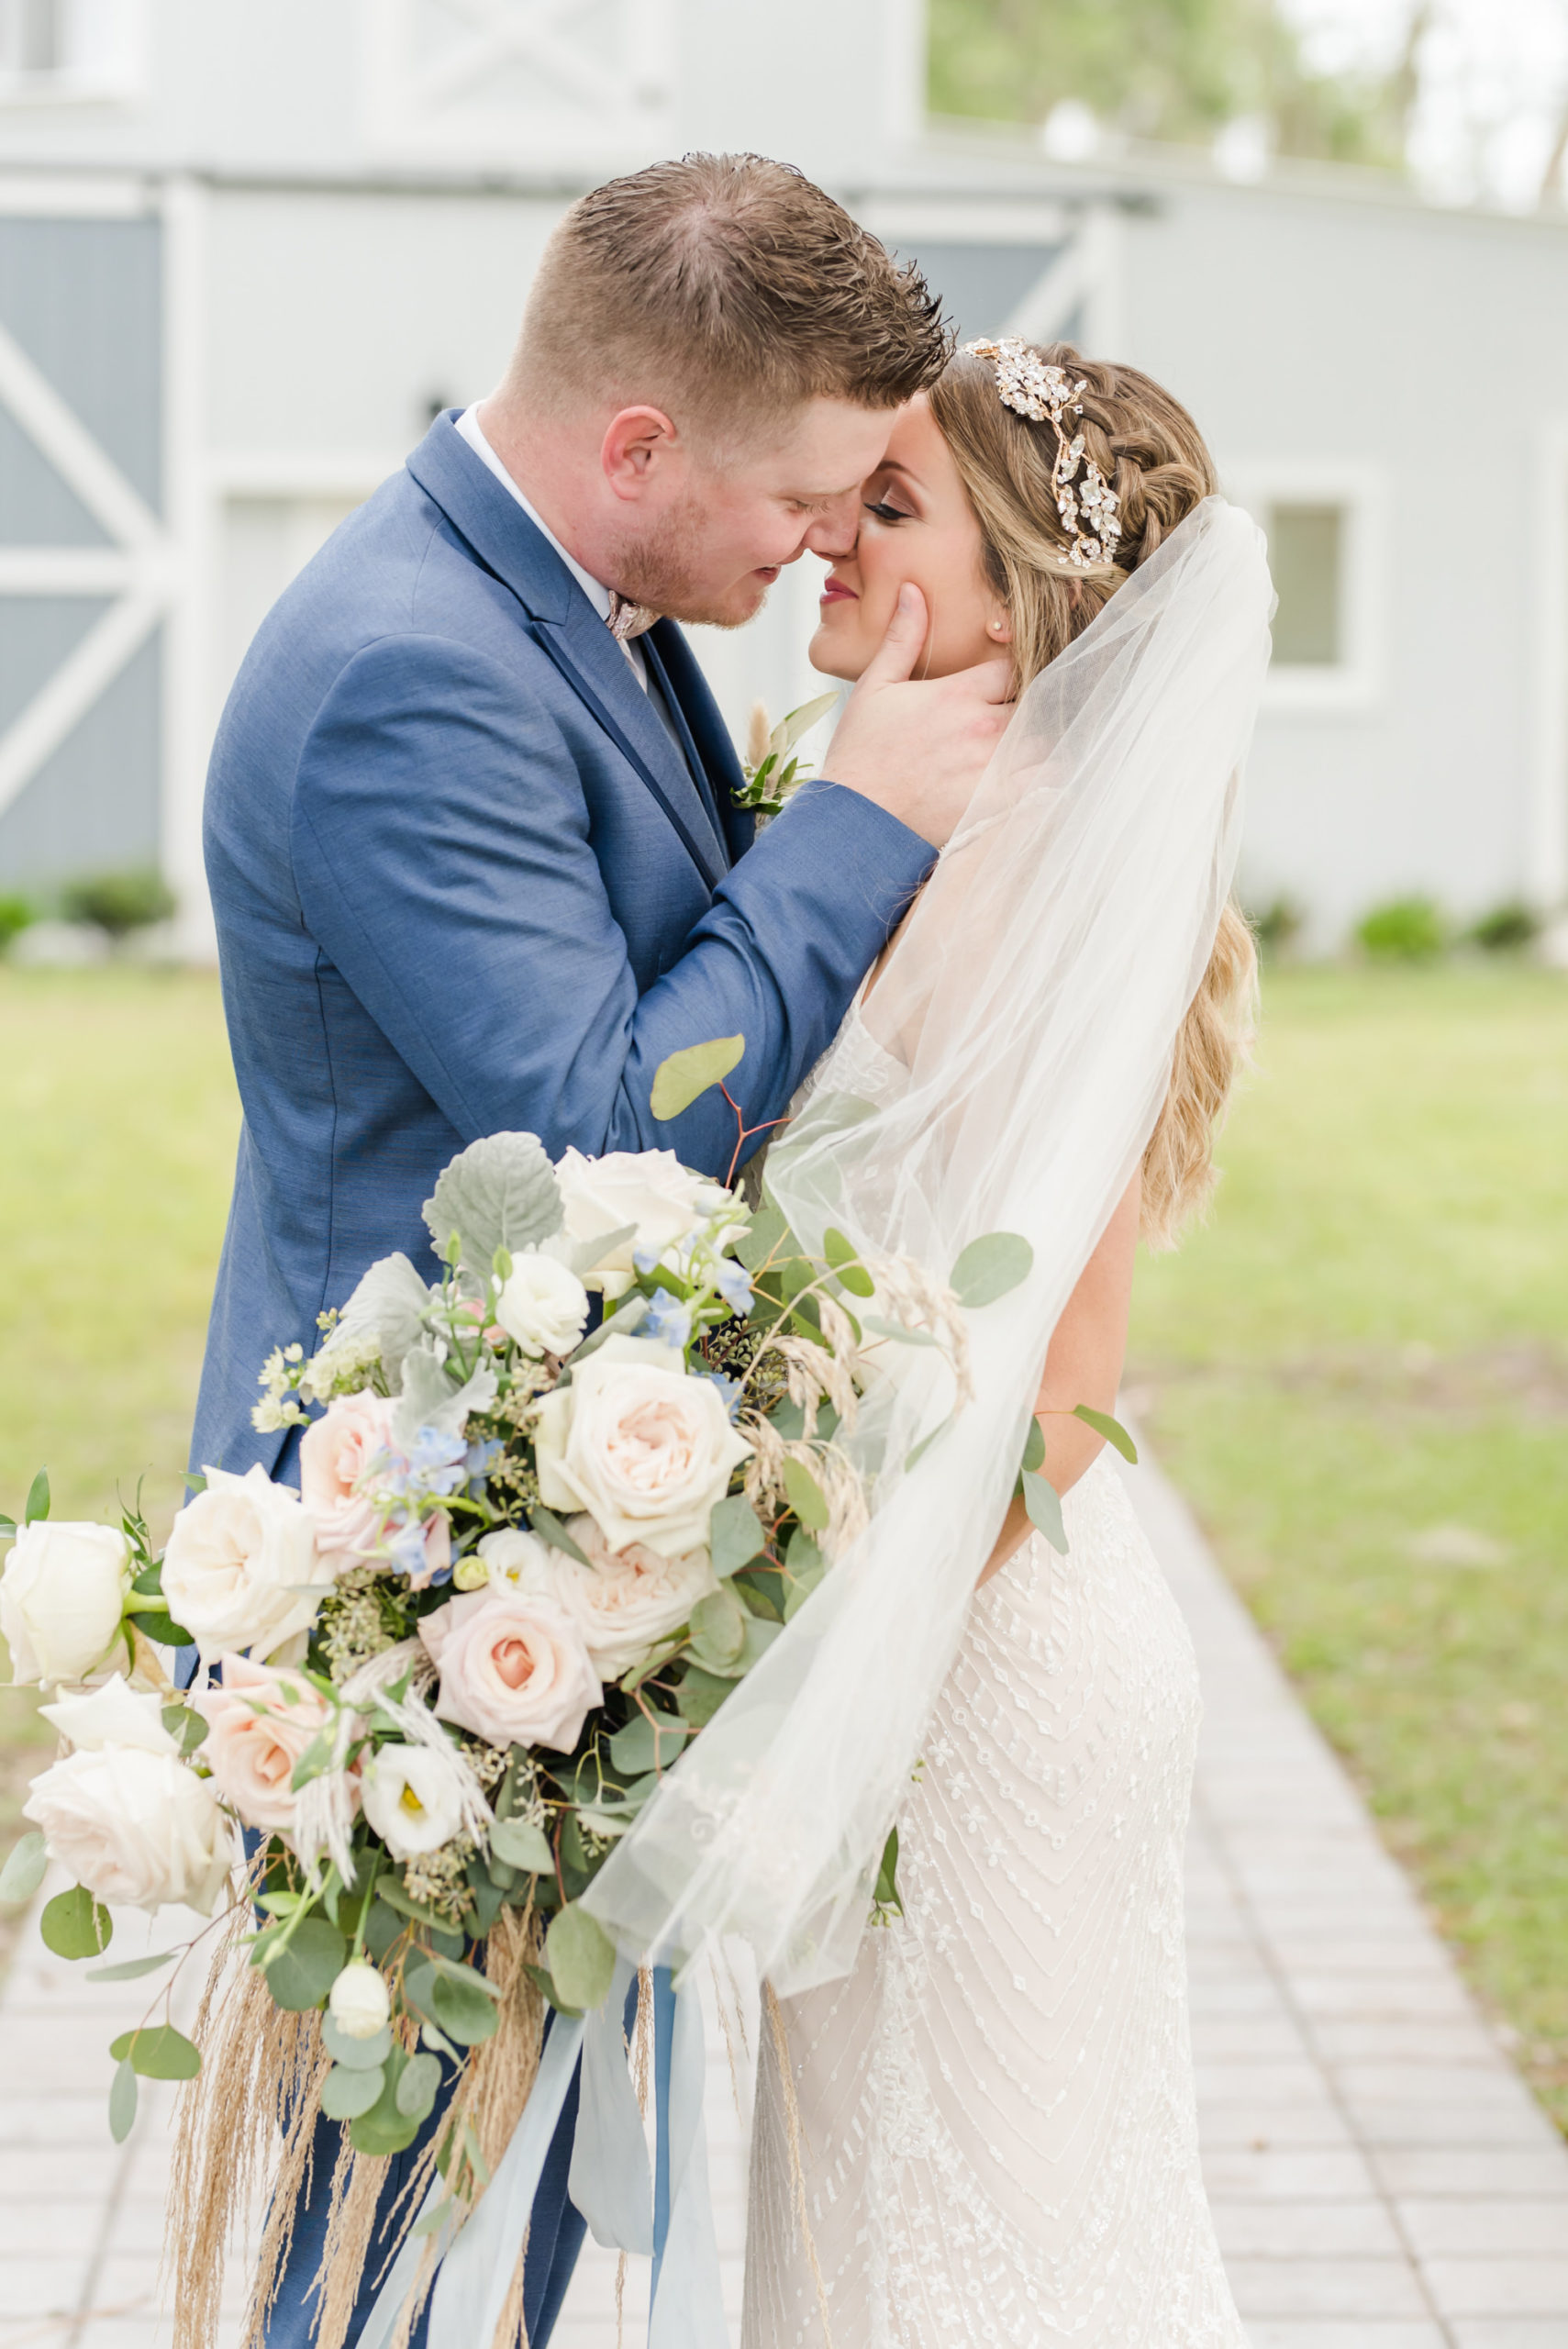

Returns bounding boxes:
[822,584,1012,849]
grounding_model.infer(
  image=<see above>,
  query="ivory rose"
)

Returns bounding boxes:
[298,1393,397,1560]
[418,1588,600,1752]
[329,1958,391,2040]
[0,1520,131,1686]
[161,1465,335,1663]
[531,1335,751,1557]
[28,1675,233,1914]
[495,1253,590,1358]
[552,1149,734,1299]
[197,1654,351,1833]
[360,1745,467,1860]
[484,1520,718,1679]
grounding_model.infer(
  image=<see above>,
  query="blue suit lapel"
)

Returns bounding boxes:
[406,417,728,891]
[649,622,757,868]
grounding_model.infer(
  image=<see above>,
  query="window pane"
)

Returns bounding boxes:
[1267,503,1342,666]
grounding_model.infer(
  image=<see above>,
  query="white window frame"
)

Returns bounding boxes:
[1220,462,1389,714]
[0,0,147,105]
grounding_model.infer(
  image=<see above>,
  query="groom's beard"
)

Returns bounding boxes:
[606,495,777,631]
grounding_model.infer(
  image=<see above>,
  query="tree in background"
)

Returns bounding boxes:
[929,0,1428,171]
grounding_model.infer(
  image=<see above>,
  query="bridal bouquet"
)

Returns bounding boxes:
[0,1037,1007,2338]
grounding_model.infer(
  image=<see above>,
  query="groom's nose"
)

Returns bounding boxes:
[804,495,862,562]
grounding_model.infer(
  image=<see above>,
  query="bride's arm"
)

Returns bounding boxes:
[975,1171,1142,1588]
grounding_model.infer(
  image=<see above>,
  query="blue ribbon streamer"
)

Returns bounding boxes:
[568,1954,653,2253]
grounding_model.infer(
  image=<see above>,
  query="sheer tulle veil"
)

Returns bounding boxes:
[584,495,1273,1994]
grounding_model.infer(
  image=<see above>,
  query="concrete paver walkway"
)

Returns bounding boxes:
[0,1448,1563,2347]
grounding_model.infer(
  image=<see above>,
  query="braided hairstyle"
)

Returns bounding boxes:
[929,342,1256,1248]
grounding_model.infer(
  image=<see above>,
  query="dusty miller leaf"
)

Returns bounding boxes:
[422,1133,562,1274]
[328,1253,434,1384]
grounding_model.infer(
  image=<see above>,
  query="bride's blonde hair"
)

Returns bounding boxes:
[929,341,1257,1250]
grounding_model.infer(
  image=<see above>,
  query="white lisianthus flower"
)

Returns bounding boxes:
[0,1521,132,1687]
[489,1518,719,1679]
[552,1149,734,1300]
[531,1334,751,1558]
[26,1681,234,1916]
[161,1466,336,1664]
[328,1959,392,2040]
[495,1253,591,1359]
[360,1745,467,1859]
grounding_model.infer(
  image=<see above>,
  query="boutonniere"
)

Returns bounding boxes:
[733,693,840,821]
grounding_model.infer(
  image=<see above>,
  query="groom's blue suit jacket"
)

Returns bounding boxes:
[194,413,932,1480]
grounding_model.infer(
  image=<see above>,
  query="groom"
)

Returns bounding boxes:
[194,152,1006,2343]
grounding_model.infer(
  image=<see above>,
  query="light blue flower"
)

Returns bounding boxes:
[712,1258,754,1317]
[643,1286,694,1352]
[695,1370,743,1421]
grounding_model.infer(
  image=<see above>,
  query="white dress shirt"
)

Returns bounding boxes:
[455,404,648,691]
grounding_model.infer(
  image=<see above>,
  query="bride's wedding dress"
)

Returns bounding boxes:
[741,1453,1247,2347]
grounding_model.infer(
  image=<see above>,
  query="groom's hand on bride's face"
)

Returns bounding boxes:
[822,585,1013,848]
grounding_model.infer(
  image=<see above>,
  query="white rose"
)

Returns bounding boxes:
[161,1465,336,1663]
[531,1334,751,1558]
[360,1745,467,1859]
[24,1742,233,1915]
[0,1521,131,1687]
[495,1253,590,1359]
[40,1673,178,1754]
[553,1149,734,1300]
[329,1959,391,2040]
[497,1517,719,1678]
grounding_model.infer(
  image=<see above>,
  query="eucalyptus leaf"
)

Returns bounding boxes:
[109,2024,201,2080]
[951,1232,1034,1308]
[544,1902,616,2013]
[1021,1418,1046,1475]
[395,2050,442,2122]
[607,1709,688,1778]
[862,1316,940,1349]
[528,1505,590,1565]
[320,2062,386,2121]
[688,1585,747,1670]
[708,1493,767,1578]
[323,2016,392,2070]
[429,1972,500,2047]
[327,1252,435,1384]
[735,1205,787,1273]
[1073,1404,1139,1464]
[650,1035,745,1122]
[40,1885,111,1959]
[422,1132,563,1270]
[1021,1468,1070,1555]
[823,1228,874,1299]
[689,1613,782,1682]
[23,1466,49,1525]
[108,2055,138,2144]
[783,1534,828,1624]
[161,1705,208,1756]
[488,1816,555,1874]
[674,1664,733,1726]
[905,1416,951,1473]
[0,1830,47,1905]
[259,1916,346,2010]
[87,1950,179,1984]
[783,1457,829,1532]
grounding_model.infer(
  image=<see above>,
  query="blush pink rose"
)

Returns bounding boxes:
[299,1394,397,1559]
[197,1654,354,1832]
[418,1590,600,1753]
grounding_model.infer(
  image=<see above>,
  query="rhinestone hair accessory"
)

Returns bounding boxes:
[962,337,1122,570]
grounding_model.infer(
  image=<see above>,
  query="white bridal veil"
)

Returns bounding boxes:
[584,496,1274,1995]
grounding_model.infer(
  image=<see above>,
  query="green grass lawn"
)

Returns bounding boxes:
[1129,960,1568,2122]
[0,961,1565,2126]
[0,967,238,1921]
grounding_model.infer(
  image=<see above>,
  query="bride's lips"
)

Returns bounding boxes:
[820,575,857,606]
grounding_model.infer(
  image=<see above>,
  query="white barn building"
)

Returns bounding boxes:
[1,0,1565,952]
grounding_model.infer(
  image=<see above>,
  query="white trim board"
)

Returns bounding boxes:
[1219,461,1390,716]
[1529,417,1568,910]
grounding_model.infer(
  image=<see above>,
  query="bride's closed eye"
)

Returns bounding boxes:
[864,495,915,525]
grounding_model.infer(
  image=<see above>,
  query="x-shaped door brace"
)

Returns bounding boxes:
[412,0,627,111]
[0,316,175,823]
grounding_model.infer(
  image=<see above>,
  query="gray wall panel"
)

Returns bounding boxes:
[0,628,161,890]
[0,404,109,544]
[0,216,162,514]
[0,596,109,731]
[904,242,1064,340]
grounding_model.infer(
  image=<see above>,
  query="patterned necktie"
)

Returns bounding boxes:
[606,591,659,642]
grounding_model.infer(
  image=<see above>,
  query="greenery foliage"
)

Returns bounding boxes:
[0,896,34,952]
[928,0,1414,163]
[1131,963,1568,2127]
[1355,893,1448,963]
[1468,900,1542,953]
[60,869,177,940]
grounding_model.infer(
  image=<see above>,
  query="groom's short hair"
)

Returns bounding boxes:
[507,152,949,439]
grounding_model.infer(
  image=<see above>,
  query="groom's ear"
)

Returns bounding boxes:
[602,406,683,501]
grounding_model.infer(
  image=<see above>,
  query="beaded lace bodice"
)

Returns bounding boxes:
[741,1454,1247,2347]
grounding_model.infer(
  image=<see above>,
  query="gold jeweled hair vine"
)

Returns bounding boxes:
[962,337,1122,570]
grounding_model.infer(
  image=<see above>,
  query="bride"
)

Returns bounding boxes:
[584,336,1271,2345]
